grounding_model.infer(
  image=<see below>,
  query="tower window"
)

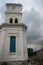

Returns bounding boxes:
[15,18,18,23]
[10,36,16,52]
[9,18,13,23]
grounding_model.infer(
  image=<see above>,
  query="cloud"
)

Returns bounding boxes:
[23,8,43,50]
[29,0,43,17]
[0,13,2,24]
[31,0,43,6]
[27,43,43,51]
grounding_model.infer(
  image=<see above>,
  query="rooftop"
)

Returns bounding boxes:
[6,3,22,6]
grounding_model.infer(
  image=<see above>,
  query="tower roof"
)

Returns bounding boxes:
[6,3,22,6]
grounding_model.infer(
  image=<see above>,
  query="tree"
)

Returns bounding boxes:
[27,48,37,58]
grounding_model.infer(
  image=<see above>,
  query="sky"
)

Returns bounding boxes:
[0,0,43,51]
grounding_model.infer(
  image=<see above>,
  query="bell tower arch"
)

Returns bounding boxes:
[5,3,22,24]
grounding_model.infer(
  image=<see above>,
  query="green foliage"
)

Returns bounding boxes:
[27,48,33,57]
[27,48,37,58]
[2,62,7,65]
[33,51,37,55]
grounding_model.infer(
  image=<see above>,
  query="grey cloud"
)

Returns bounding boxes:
[31,0,43,6]
[30,0,43,17]
[1,0,15,3]
[23,8,43,50]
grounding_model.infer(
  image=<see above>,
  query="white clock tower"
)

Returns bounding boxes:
[0,3,28,65]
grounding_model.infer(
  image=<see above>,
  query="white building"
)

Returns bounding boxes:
[0,3,28,65]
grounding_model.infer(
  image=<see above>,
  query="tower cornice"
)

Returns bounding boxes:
[6,3,22,6]
[5,12,23,14]
[0,23,27,31]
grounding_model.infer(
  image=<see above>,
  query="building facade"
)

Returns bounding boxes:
[0,3,28,65]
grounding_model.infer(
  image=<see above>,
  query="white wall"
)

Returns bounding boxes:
[6,4,22,13]
[5,13,22,23]
[0,26,28,62]
[5,4,22,24]
[0,31,6,61]
[0,3,28,62]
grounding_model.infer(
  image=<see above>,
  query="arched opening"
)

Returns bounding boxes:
[9,18,13,23]
[15,18,18,23]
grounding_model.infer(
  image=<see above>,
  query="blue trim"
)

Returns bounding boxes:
[10,36,16,52]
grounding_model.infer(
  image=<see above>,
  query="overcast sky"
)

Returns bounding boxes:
[0,0,43,51]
